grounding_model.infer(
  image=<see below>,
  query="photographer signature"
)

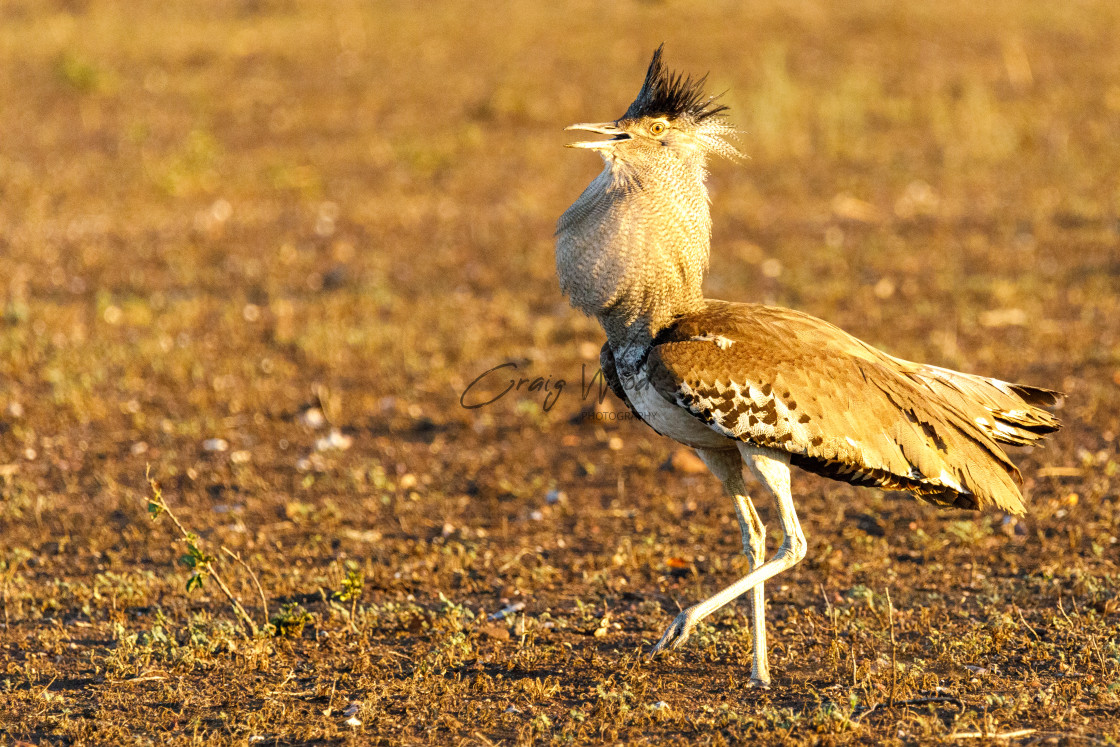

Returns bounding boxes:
[459,362,615,413]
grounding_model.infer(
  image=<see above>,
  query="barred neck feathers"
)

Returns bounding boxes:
[555,155,711,349]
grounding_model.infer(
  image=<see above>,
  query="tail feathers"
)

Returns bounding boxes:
[911,365,1063,446]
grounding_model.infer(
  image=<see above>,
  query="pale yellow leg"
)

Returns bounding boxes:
[673,448,780,686]
[732,490,770,686]
[652,446,806,685]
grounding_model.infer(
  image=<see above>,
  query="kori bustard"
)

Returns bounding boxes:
[555,46,1061,687]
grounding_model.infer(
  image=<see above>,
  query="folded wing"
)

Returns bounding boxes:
[644,302,1062,514]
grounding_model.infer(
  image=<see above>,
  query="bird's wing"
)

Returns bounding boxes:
[644,301,1037,514]
[898,362,1061,446]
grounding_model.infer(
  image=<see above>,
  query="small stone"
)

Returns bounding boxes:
[298,407,326,428]
[761,258,783,278]
[480,622,511,641]
[202,438,229,452]
[315,428,352,452]
[873,277,896,299]
[488,601,525,621]
[663,448,708,474]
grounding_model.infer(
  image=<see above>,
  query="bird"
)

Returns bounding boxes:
[555,46,1062,688]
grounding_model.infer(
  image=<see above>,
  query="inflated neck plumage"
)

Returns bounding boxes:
[555,155,711,351]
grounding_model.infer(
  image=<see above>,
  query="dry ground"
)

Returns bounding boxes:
[1,1,1119,744]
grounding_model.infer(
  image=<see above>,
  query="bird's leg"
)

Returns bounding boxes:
[652,447,805,663]
[732,491,770,687]
[692,448,771,686]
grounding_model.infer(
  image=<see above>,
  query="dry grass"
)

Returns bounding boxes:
[1,0,1119,744]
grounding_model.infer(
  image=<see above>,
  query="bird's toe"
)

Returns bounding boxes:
[649,611,696,656]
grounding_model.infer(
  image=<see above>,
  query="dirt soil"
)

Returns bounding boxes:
[1,1,1119,744]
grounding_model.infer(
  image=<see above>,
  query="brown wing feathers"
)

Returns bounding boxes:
[902,363,1061,446]
[645,302,1062,514]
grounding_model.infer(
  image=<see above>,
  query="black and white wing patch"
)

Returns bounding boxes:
[643,308,1031,514]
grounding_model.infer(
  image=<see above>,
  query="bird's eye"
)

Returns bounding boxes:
[649,122,667,136]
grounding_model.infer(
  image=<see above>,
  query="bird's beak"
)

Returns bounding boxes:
[565,122,631,149]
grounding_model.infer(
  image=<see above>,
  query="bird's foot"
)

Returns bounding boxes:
[649,609,699,656]
[747,675,771,689]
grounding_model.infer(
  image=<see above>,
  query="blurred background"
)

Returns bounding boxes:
[1,0,1118,741]
[3,2,1118,446]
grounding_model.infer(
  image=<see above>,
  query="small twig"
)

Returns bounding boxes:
[222,546,269,623]
[853,694,961,723]
[323,675,338,716]
[851,702,878,724]
[1028,731,1111,746]
[497,550,532,573]
[897,696,962,708]
[266,688,314,698]
[39,675,58,699]
[1057,595,1075,627]
[850,630,858,687]
[265,670,299,697]
[947,728,1035,740]
[380,650,410,660]
[1013,604,1040,641]
[198,558,259,638]
[886,587,897,708]
[820,582,843,677]
[146,466,259,638]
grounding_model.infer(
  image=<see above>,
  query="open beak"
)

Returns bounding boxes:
[565,121,631,149]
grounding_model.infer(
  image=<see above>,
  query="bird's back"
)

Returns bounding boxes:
[625,301,1061,514]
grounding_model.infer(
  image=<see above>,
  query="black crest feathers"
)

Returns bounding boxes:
[623,45,728,122]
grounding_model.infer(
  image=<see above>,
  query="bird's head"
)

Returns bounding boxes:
[565,45,741,173]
